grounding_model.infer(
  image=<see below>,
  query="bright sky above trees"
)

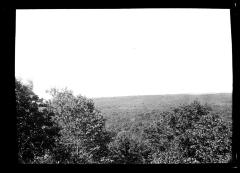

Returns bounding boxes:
[15,9,232,99]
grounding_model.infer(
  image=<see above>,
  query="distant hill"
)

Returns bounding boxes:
[92,93,231,131]
[93,93,231,112]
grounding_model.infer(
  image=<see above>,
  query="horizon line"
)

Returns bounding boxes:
[90,92,232,99]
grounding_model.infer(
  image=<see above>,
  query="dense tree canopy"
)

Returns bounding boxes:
[16,79,232,164]
[47,88,112,163]
[16,79,60,163]
[108,131,152,164]
[150,101,232,163]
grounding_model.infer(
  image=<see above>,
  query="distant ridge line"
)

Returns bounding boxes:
[91,93,232,99]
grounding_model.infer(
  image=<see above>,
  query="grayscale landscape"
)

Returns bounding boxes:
[93,93,232,131]
[16,9,232,164]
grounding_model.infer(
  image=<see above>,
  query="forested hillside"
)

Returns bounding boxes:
[93,94,232,131]
[16,79,232,164]
[93,94,231,114]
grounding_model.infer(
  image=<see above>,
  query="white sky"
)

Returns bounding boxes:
[15,9,232,99]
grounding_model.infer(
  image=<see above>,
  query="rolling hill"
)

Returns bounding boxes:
[92,93,232,130]
[93,93,231,116]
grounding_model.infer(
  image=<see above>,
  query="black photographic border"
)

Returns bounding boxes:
[2,0,239,169]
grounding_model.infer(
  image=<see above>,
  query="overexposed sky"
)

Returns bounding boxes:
[15,9,232,99]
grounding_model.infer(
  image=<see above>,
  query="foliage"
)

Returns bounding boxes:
[177,113,232,163]
[108,131,152,164]
[151,139,185,164]
[16,80,232,164]
[158,101,232,163]
[16,79,60,163]
[116,100,232,164]
[47,88,112,163]
[93,94,231,121]
[142,121,174,152]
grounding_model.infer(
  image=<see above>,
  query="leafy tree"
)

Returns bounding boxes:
[108,131,152,164]
[47,88,112,163]
[178,113,232,163]
[146,101,231,164]
[165,101,232,163]
[168,101,211,135]
[16,79,60,163]
[151,138,185,164]
[134,116,181,164]
[142,120,174,152]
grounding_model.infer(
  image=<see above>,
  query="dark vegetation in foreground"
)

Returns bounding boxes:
[16,79,232,164]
